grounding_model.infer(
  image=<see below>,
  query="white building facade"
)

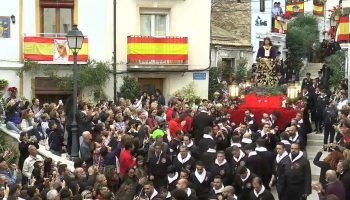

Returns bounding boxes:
[0,0,211,102]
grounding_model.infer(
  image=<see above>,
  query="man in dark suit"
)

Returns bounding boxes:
[270,142,291,200]
[143,181,164,200]
[173,145,196,172]
[255,139,274,190]
[192,107,214,144]
[301,73,312,89]
[315,71,324,89]
[198,127,216,154]
[315,89,330,133]
[233,166,256,200]
[285,143,311,200]
[190,161,213,200]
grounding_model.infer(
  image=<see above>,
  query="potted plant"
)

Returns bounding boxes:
[328,6,341,21]
[0,79,9,90]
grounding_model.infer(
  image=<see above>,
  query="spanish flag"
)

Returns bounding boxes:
[24,37,89,61]
[286,2,304,14]
[313,3,324,16]
[127,36,188,61]
[337,16,349,42]
[273,18,288,34]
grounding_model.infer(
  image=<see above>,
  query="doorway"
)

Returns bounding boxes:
[138,78,164,95]
[34,77,72,104]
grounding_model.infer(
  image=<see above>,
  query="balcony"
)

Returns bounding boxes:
[127,36,188,72]
[23,33,89,64]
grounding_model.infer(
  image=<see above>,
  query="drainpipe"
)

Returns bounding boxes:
[113,0,117,104]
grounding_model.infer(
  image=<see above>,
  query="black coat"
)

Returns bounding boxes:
[172,154,196,172]
[339,170,350,200]
[249,189,275,200]
[210,160,231,185]
[147,152,171,177]
[256,149,274,189]
[48,128,64,152]
[198,137,216,154]
[245,152,266,182]
[285,154,311,200]
[272,153,291,194]
[233,171,256,200]
[313,151,330,187]
[192,112,214,143]
[190,171,212,200]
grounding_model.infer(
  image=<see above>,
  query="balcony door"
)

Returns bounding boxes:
[40,0,74,35]
[138,78,164,95]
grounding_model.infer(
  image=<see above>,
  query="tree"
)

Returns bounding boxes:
[235,58,248,82]
[325,51,345,88]
[286,15,319,73]
[208,67,222,100]
[119,76,141,100]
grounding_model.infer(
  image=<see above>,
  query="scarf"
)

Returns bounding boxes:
[280,140,290,145]
[149,189,158,200]
[276,151,288,163]
[177,153,191,164]
[289,133,299,142]
[215,159,227,166]
[255,147,267,152]
[248,151,257,157]
[168,172,179,184]
[203,134,214,140]
[213,185,224,194]
[241,138,252,144]
[253,185,265,198]
[207,148,216,153]
[194,168,207,183]
[289,151,303,163]
[231,143,242,148]
[241,169,251,182]
[233,150,245,162]
[186,140,193,148]
[186,188,191,197]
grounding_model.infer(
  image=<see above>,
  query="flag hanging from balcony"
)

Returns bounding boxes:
[286,2,304,14]
[24,37,89,61]
[337,15,349,43]
[273,18,287,34]
[127,36,188,61]
[313,3,324,16]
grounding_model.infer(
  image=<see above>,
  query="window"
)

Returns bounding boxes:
[40,0,74,34]
[140,14,168,36]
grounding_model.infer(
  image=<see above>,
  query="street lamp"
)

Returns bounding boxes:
[229,84,240,98]
[66,25,84,159]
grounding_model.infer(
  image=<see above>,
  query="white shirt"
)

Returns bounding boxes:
[22,154,44,179]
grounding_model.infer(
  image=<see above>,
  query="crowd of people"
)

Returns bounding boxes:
[0,66,349,200]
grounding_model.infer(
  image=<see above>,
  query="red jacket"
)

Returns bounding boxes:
[166,108,174,122]
[182,115,193,133]
[169,118,182,138]
[119,148,135,176]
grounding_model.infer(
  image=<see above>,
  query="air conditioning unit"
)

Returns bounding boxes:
[342,0,350,15]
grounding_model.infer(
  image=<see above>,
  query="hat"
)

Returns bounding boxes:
[151,129,165,139]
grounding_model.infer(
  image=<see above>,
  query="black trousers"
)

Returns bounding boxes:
[315,112,323,132]
[324,124,335,144]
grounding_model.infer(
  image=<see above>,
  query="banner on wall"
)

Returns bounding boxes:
[127,36,188,61]
[337,16,349,43]
[286,2,304,14]
[273,18,288,34]
[24,36,89,61]
[313,3,324,16]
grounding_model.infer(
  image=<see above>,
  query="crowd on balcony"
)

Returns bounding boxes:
[0,72,350,200]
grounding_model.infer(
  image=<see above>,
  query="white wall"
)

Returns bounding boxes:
[0,0,20,62]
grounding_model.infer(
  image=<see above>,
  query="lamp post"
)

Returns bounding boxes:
[66,25,84,159]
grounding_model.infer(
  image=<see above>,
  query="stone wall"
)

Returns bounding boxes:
[211,0,251,45]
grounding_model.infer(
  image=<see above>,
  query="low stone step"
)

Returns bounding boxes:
[307,139,324,146]
[308,133,324,140]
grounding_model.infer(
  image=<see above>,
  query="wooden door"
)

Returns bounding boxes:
[138,78,163,95]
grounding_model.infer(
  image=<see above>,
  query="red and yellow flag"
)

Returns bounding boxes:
[24,37,89,61]
[127,36,188,61]
[286,2,304,14]
[337,16,349,42]
[313,3,324,16]
[273,18,288,34]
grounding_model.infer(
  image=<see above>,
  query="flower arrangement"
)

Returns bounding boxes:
[0,79,8,89]
[328,6,341,20]
[7,87,17,93]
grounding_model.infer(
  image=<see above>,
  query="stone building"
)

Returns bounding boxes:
[210,0,253,72]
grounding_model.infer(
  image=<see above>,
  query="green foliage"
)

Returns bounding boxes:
[20,60,111,97]
[286,15,319,56]
[241,85,286,96]
[208,67,222,100]
[119,76,141,100]
[217,61,232,79]
[173,82,200,102]
[235,58,248,82]
[0,133,18,165]
[325,51,345,87]
[0,79,9,88]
